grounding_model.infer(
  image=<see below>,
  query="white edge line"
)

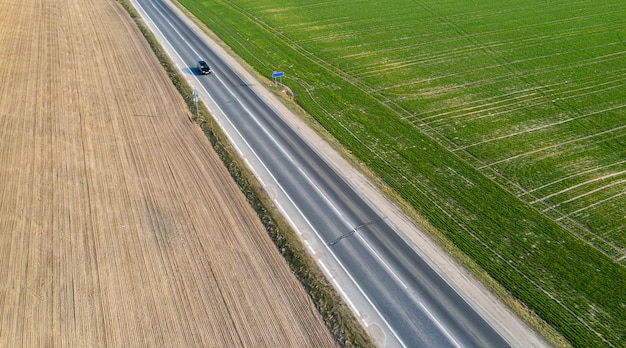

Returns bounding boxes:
[318,260,360,317]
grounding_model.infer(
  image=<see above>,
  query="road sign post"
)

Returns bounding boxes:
[272,71,284,85]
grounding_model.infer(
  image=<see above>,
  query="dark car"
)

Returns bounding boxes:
[197,60,211,75]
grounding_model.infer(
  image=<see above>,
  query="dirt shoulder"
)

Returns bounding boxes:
[0,0,335,346]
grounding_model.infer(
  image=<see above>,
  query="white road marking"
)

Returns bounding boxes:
[419,302,463,348]
[355,233,408,289]
[318,260,360,317]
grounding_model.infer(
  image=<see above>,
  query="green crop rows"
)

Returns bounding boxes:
[177,0,626,346]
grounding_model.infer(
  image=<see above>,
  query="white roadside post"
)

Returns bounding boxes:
[193,89,199,119]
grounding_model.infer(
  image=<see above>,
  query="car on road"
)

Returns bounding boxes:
[197,60,211,75]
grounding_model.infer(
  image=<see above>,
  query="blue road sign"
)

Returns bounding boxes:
[272,71,284,78]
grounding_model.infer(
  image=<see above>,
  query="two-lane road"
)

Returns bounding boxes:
[131,0,516,346]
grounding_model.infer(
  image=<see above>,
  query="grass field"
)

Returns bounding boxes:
[176,0,626,346]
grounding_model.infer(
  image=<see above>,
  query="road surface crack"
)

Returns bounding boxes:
[328,217,384,246]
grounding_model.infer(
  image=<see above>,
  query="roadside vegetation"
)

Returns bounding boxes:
[173,0,626,347]
[115,0,374,346]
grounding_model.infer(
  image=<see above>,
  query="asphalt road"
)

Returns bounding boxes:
[131,1,512,347]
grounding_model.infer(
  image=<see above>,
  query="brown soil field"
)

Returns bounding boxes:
[0,0,336,346]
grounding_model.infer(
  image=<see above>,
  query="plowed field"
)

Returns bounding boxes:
[0,0,335,346]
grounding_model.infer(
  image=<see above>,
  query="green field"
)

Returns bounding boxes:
[176,0,626,346]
